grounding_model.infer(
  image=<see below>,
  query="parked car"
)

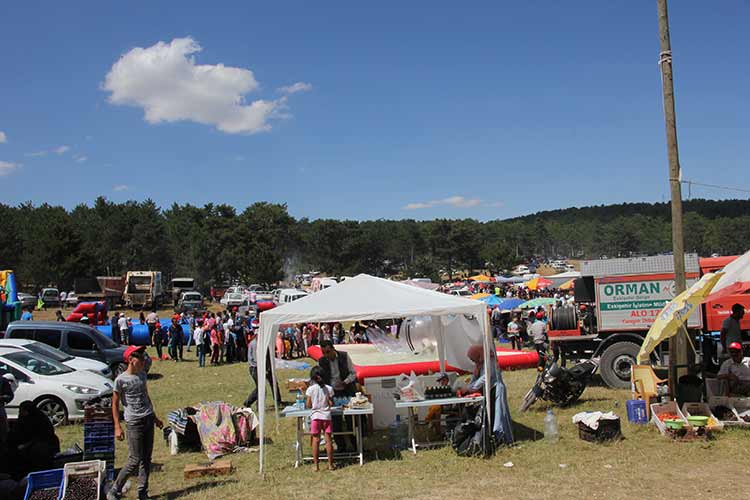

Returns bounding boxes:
[220,292,245,309]
[175,291,205,313]
[4,321,150,376]
[64,292,79,307]
[17,292,36,309]
[0,347,113,426]
[0,338,112,378]
[40,288,60,307]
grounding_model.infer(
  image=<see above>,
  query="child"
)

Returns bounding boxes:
[108,345,163,500]
[306,366,334,471]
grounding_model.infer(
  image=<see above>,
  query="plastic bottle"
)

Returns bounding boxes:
[389,414,408,451]
[544,409,559,442]
[295,390,305,410]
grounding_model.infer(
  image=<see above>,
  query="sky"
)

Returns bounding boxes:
[1,1,748,221]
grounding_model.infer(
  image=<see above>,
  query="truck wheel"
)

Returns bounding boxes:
[600,342,640,389]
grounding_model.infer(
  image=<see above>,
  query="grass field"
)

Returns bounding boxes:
[49,339,746,500]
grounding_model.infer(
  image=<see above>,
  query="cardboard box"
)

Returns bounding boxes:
[184,460,233,479]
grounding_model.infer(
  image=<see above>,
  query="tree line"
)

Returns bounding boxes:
[1,197,749,291]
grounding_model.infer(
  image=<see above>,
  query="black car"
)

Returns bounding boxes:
[4,321,150,377]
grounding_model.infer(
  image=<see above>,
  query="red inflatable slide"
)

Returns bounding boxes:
[306,344,538,382]
[66,301,108,325]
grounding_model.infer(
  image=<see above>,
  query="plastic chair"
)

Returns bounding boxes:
[631,364,667,419]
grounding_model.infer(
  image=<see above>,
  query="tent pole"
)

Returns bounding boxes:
[436,315,446,373]
[483,314,492,426]
[258,330,267,475]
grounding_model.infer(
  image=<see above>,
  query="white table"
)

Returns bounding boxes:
[281,404,374,467]
[394,396,484,453]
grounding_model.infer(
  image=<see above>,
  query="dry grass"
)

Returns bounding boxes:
[49,345,748,500]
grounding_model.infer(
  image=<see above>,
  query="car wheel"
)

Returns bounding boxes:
[36,397,68,427]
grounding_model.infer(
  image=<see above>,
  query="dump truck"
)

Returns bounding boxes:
[547,254,750,389]
[123,271,162,309]
[74,276,125,310]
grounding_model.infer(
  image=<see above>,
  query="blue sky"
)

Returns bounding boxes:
[1,1,748,220]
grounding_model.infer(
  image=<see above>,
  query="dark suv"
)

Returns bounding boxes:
[3,321,146,377]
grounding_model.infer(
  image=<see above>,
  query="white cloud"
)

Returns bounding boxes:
[113,184,130,192]
[25,151,47,158]
[0,131,6,144]
[277,82,312,95]
[73,154,88,163]
[0,161,21,176]
[53,145,70,155]
[403,195,483,210]
[103,37,292,135]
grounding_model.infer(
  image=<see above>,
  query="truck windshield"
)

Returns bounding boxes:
[183,293,201,301]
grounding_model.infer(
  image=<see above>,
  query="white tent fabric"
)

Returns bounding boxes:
[256,274,490,473]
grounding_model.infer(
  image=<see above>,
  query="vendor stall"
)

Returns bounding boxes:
[256,274,508,473]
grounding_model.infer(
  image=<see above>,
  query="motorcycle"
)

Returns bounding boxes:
[520,356,600,412]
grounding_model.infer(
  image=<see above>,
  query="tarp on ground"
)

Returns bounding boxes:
[256,274,492,473]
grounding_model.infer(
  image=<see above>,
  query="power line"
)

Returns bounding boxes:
[681,179,750,198]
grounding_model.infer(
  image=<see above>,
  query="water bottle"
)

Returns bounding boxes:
[295,390,305,410]
[544,409,559,442]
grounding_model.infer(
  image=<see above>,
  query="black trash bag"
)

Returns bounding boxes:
[451,403,495,458]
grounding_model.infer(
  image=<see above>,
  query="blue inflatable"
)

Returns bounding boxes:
[97,322,191,346]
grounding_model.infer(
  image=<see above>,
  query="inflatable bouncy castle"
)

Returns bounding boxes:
[1,270,21,331]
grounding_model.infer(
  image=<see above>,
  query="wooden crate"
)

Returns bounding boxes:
[184,460,233,479]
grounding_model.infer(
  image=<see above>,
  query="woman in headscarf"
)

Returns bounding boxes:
[7,401,60,477]
[462,344,514,446]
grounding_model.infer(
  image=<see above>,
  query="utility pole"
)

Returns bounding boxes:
[656,0,689,393]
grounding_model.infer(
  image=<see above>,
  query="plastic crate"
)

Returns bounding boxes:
[626,399,648,424]
[83,408,113,423]
[24,468,63,500]
[61,460,106,500]
[681,402,724,432]
[709,399,749,427]
[650,401,688,435]
[83,443,115,454]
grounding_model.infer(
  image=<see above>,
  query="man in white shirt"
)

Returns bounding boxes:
[118,314,130,345]
[718,342,750,396]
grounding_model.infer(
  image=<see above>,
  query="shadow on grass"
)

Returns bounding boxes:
[157,479,239,499]
[512,421,543,442]
[147,373,164,380]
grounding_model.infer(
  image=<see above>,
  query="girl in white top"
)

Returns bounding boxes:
[306,366,334,470]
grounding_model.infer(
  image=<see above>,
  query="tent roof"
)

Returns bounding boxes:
[259,274,485,325]
[546,271,582,278]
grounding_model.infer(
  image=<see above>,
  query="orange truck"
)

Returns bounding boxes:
[548,254,750,388]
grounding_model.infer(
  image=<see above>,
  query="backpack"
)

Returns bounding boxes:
[451,402,495,458]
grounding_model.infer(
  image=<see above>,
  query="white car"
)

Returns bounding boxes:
[220,292,245,308]
[0,338,112,378]
[0,348,113,426]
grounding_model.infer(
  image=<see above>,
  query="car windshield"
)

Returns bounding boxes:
[24,342,74,362]
[228,293,243,300]
[184,293,201,301]
[3,351,74,376]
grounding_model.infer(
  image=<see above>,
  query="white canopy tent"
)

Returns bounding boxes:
[256,274,491,473]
